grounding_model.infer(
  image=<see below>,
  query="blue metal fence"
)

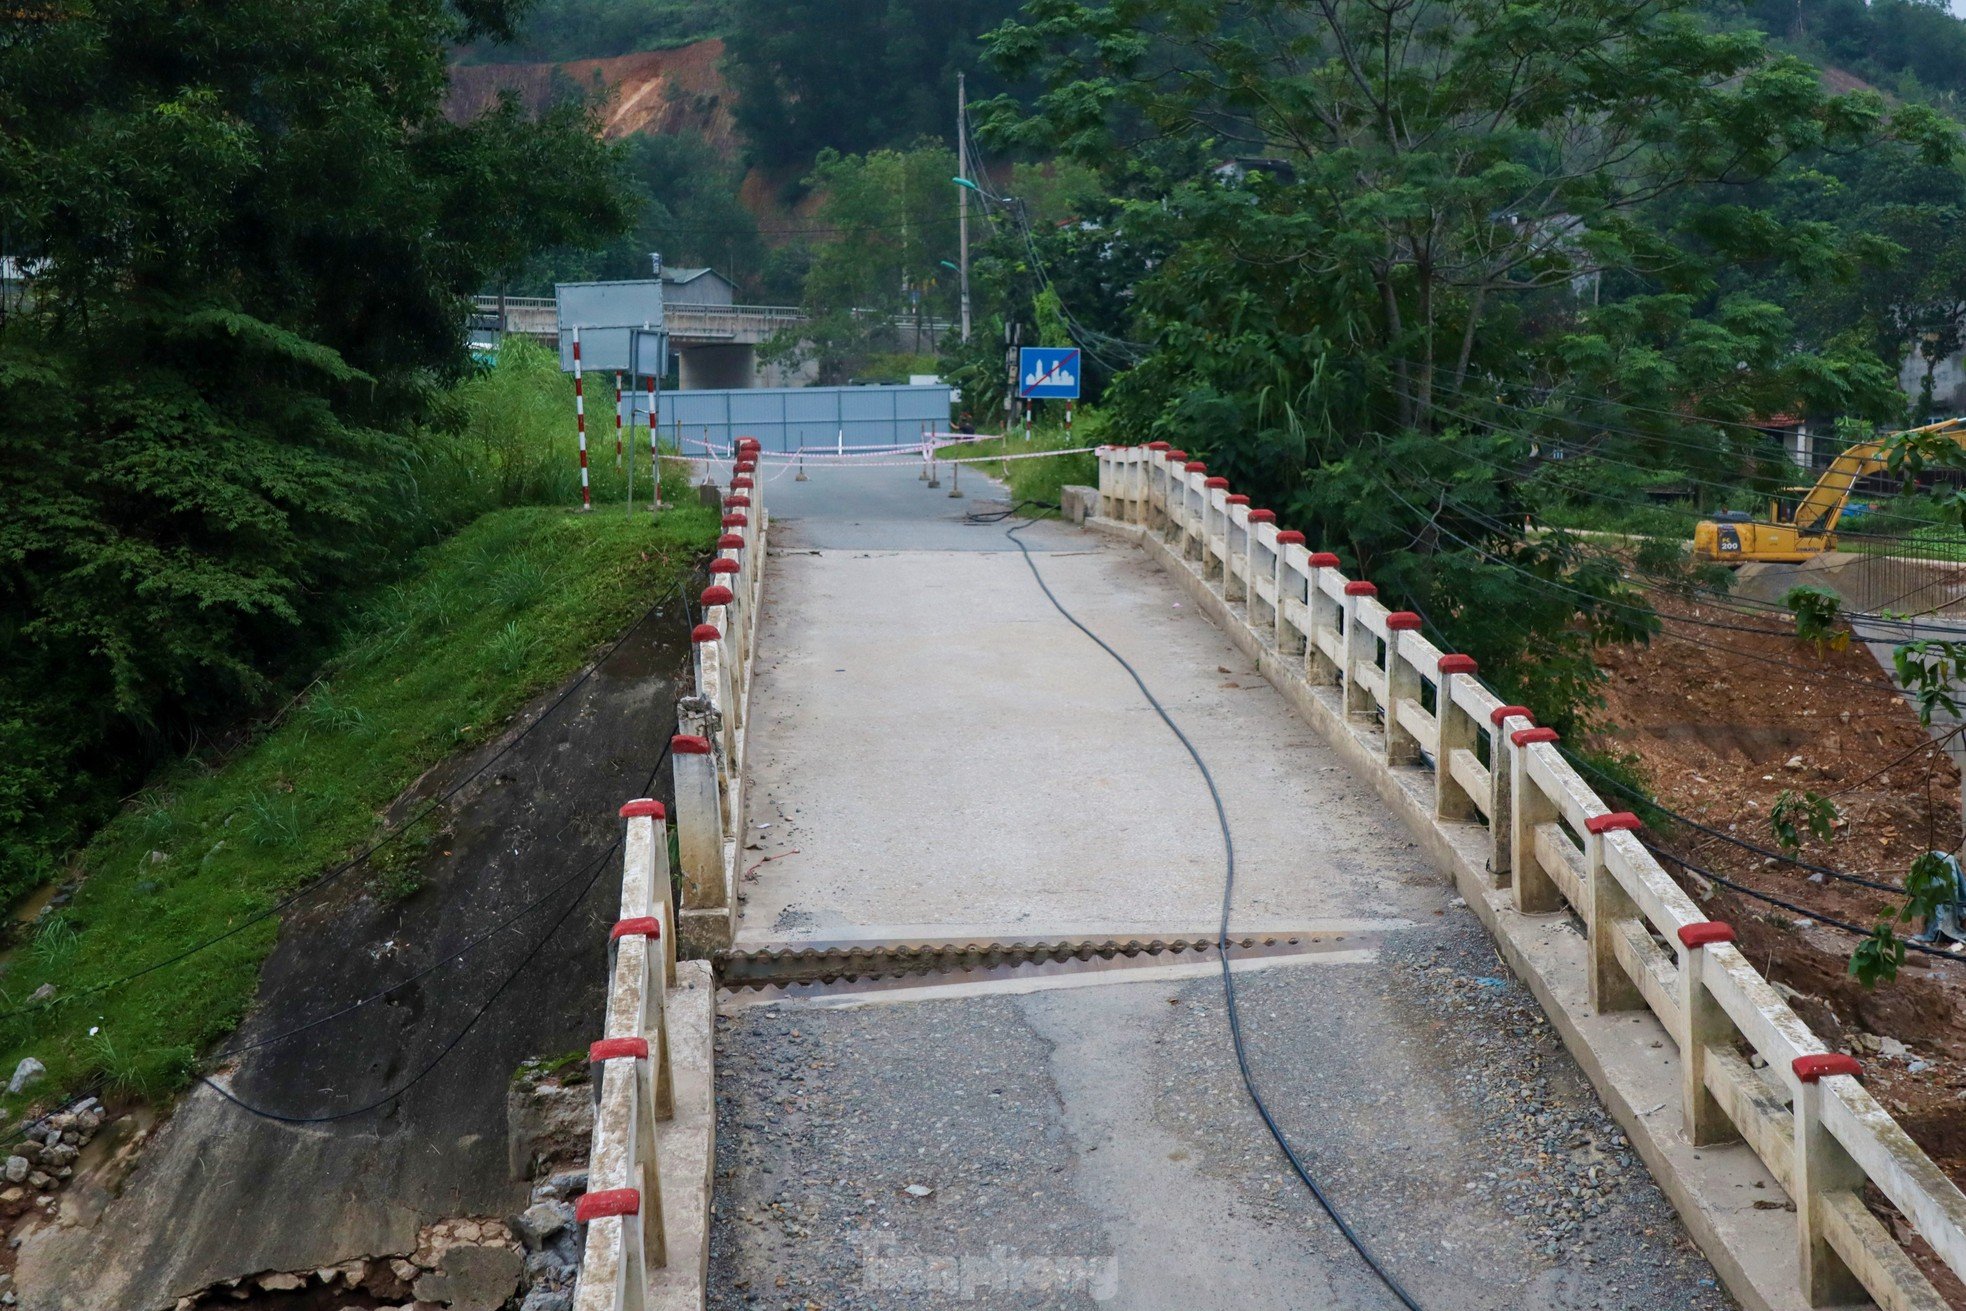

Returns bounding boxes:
[628,384,954,453]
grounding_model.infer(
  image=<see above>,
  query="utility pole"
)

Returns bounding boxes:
[956,72,972,344]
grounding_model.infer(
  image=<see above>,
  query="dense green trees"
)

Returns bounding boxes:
[0,0,629,892]
[728,0,1025,170]
[455,0,730,63]
[521,132,767,293]
[981,0,1957,725]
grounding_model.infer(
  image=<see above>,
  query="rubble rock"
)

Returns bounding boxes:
[6,1059,44,1095]
[511,1201,571,1250]
[257,1272,305,1292]
[2,1159,26,1185]
[410,1244,523,1311]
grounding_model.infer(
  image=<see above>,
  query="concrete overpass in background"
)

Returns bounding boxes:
[471,295,953,389]
[474,294,814,389]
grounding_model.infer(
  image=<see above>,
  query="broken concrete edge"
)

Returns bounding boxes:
[1085,511,1821,1311]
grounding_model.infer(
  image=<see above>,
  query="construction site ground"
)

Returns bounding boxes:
[1587,590,1966,1225]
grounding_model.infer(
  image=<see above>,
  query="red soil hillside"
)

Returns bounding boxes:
[446,39,738,150]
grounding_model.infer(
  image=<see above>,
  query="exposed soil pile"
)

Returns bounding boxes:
[1586,593,1966,1191]
[446,39,738,146]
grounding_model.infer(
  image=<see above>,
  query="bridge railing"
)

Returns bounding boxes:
[572,441,767,1311]
[1098,442,1966,1311]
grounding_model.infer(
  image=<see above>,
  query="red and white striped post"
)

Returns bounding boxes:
[1065,399,1073,445]
[1023,397,1032,443]
[645,373,661,514]
[613,371,625,468]
[572,326,591,512]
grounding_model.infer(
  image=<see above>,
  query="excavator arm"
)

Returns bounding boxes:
[1693,416,1966,564]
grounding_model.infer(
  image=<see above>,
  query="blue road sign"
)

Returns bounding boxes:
[1018,346,1082,399]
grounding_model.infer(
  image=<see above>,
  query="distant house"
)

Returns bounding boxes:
[660,267,737,308]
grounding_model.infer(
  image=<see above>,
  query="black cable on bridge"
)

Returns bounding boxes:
[1002,517,1429,1311]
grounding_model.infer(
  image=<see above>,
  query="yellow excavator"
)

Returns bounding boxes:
[1691,417,1966,564]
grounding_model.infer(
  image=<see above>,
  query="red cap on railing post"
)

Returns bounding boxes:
[618,799,666,819]
[1165,449,1188,462]
[1184,461,1208,473]
[717,534,745,550]
[691,624,721,643]
[723,513,748,528]
[1511,726,1559,747]
[1793,1053,1863,1083]
[1204,476,1230,489]
[1276,530,1306,545]
[701,585,734,606]
[1385,611,1422,631]
[1247,509,1276,523]
[575,1189,642,1222]
[710,558,740,575]
[1309,552,1340,568]
[1677,921,1736,949]
[1222,491,1246,503]
[1147,441,1171,451]
[730,475,754,490]
[1584,812,1642,834]
[1438,654,1478,675]
[671,734,712,755]
[734,460,756,474]
[725,495,751,508]
[610,917,661,940]
[1490,704,1532,726]
[1343,581,1377,597]
[589,1037,650,1062]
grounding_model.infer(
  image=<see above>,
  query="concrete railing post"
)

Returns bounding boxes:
[1220,493,1248,598]
[1201,477,1229,578]
[690,621,736,782]
[1245,509,1275,623]
[1307,553,1343,684]
[1508,727,1565,912]
[1162,451,1189,543]
[1583,814,1647,1012]
[1274,530,1306,656]
[1435,656,1481,822]
[1383,612,1424,765]
[1675,922,1741,1148]
[1180,463,1203,559]
[671,732,730,949]
[1341,580,1378,717]
[1144,443,1171,528]
[1791,1053,1870,1305]
[614,800,675,1115]
[1129,447,1150,524]
[1488,705,1531,884]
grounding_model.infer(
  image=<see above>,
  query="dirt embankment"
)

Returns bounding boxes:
[1587,593,1966,1185]
[446,39,739,147]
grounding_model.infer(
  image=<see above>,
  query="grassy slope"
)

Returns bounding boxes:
[946,422,1100,510]
[0,497,714,1113]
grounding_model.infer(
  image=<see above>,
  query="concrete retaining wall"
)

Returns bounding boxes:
[1086,445,1966,1311]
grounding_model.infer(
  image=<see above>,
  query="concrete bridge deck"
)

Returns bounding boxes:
[707,465,1730,1310]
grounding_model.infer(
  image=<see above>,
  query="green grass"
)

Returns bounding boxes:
[944,421,1100,511]
[0,498,716,1114]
